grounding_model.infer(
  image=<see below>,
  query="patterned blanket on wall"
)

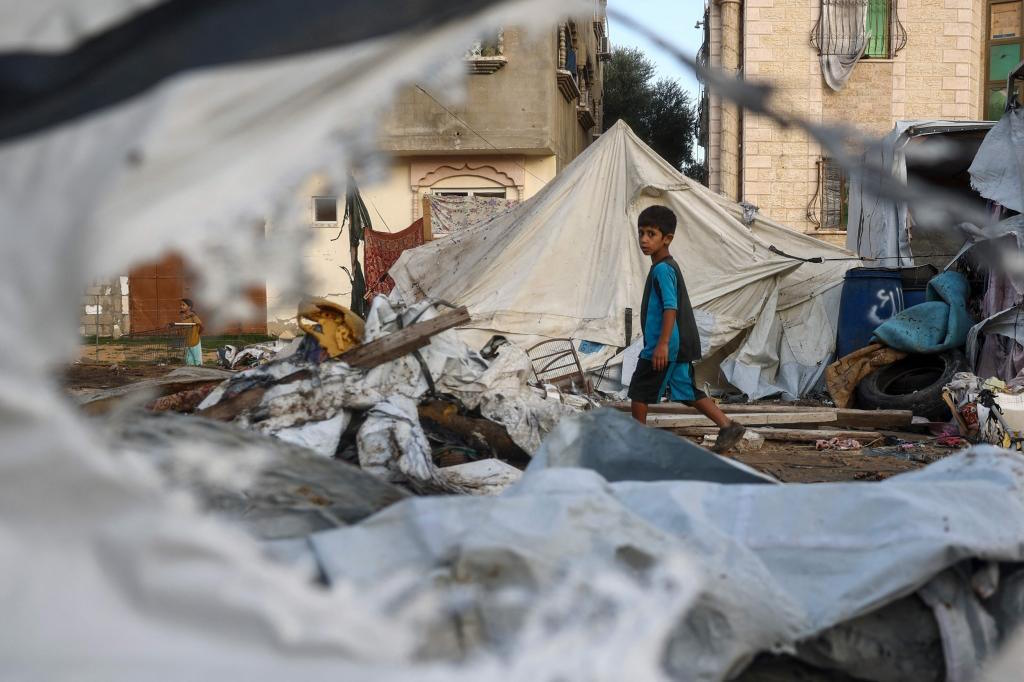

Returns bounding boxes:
[429,194,517,235]
[364,218,425,299]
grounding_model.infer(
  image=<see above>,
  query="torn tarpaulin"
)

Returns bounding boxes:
[310,438,1024,681]
[527,408,774,484]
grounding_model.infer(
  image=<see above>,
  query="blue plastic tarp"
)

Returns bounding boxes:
[872,271,972,353]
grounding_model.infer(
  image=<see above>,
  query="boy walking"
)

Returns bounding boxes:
[178,298,204,366]
[628,205,746,453]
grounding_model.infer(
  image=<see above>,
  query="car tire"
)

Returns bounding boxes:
[855,351,968,420]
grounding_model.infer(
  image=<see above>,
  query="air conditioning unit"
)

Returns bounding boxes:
[597,36,611,62]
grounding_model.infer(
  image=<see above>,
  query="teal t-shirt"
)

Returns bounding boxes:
[640,261,679,360]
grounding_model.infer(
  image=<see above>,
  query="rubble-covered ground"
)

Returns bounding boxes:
[61,361,958,482]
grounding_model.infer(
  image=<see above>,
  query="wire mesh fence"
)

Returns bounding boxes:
[79,294,275,366]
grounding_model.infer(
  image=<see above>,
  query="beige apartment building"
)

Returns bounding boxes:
[702,0,1013,243]
[267,14,609,331]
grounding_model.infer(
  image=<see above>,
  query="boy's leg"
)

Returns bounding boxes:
[691,396,731,428]
[692,396,746,453]
[631,400,649,424]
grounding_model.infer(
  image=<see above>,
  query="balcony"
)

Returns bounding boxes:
[557,69,581,101]
[556,24,581,102]
[577,87,596,130]
[465,31,507,75]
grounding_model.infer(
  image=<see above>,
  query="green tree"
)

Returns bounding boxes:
[603,47,701,180]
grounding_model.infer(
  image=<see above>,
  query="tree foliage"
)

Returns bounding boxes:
[603,47,701,179]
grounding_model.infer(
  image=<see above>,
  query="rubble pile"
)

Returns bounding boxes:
[193,297,584,494]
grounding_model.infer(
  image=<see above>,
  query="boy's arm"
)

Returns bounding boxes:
[651,264,679,370]
[652,309,677,370]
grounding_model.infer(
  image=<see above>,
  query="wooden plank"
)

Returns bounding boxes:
[670,426,885,442]
[611,402,914,429]
[422,194,433,241]
[338,306,471,369]
[646,411,839,429]
[834,409,913,430]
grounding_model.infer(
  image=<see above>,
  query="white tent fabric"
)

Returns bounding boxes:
[391,121,855,399]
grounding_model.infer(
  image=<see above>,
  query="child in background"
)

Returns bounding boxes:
[628,205,746,453]
[179,298,204,366]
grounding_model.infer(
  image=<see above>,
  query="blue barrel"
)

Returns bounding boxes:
[903,287,927,309]
[836,268,905,359]
[900,264,938,310]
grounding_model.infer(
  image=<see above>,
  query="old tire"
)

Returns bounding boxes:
[855,351,968,420]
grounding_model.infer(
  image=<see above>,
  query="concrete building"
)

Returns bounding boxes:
[701,0,1009,244]
[268,13,610,331]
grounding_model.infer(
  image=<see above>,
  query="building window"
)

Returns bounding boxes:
[811,0,906,60]
[431,188,508,198]
[312,196,338,225]
[809,159,848,231]
[986,1,1024,120]
[865,0,890,57]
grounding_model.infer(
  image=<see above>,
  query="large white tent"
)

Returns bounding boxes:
[391,121,856,399]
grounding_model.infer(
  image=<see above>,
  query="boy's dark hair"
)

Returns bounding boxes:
[637,205,677,236]
[181,298,194,309]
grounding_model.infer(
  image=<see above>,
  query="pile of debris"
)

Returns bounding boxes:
[84,296,589,495]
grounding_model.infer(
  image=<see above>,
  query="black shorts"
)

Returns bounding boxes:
[627,358,707,405]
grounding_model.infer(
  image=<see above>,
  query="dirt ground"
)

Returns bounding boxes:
[62,363,176,392]
[721,441,943,482]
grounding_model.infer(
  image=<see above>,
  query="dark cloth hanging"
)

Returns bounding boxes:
[343,175,371,317]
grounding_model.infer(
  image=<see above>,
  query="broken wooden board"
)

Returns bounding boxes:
[338,306,471,369]
[672,426,885,442]
[646,411,839,429]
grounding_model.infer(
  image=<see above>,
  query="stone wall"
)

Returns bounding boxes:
[81,277,130,338]
[708,0,986,235]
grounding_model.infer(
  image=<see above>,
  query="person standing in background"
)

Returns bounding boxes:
[178,298,204,366]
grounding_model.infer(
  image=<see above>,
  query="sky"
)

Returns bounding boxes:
[607,0,705,101]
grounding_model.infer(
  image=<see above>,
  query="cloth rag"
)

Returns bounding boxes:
[825,343,907,408]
